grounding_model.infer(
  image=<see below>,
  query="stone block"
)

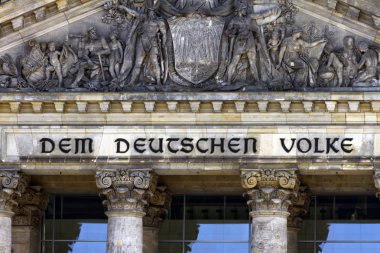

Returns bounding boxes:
[31,102,42,113]
[302,101,313,112]
[348,101,360,112]
[346,6,360,20]
[144,102,155,112]
[9,102,20,113]
[189,102,200,112]
[11,16,24,31]
[211,101,223,112]
[325,101,337,112]
[76,102,87,112]
[54,102,65,113]
[234,101,246,112]
[98,102,110,113]
[121,101,132,112]
[33,7,46,22]
[166,101,178,112]
[56,0,68,11]
[257,101,268,112]
[279,101,291,112]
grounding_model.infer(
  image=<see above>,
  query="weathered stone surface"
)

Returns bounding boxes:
[96,169,152,253]
[96,169,151,213]
[106,214,143,253]
[13,187,49,227]
[242,169,299,253]
[0,171,28,212]
[0,0,379,91]
[0,171,29,253]
[0,212,12,253]
[287,226,299,253]
[251,214,288,253]
[12,226,41,253]
[143,227,159,253]
[143,185,171,228]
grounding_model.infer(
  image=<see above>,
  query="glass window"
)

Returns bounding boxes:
[159,195,250,253]
[159,195,184,241]
[185,242,249,253]
[42,195,107,253]
[299,195,380,253]
[317,242,380,253]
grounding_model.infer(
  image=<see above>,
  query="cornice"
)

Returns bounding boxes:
[0,92,377,126]
[0,0,104,53]
[293,0,379,43]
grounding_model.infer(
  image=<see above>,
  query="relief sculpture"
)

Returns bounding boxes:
[0,0,379,92]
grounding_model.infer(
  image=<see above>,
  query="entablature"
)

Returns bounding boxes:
[0,92,378,125]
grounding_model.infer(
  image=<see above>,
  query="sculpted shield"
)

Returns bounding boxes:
[168,16,224,84]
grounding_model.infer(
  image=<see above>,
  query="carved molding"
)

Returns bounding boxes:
[13,187,49,227]
[0,171,29,213]
[143,186,171,228]
[95,169,152,214]
[241,169,299,190]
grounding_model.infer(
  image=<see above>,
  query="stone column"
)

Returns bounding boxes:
[287,188,310,253]
[12,187,49,253]
[143,186,171,253]
[96,169,153,253]
[0,171,29,253]
[241,169,299,253]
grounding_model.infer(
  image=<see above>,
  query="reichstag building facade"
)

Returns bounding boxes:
[0,0,380,253]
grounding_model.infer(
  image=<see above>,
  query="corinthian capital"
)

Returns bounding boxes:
[144,186,171,228]
[13,187,49,227]
[288,187,310,228]
[0,171,29,213]
[241,169,299,190]
[241,169,299,214]
[95,169,152,214]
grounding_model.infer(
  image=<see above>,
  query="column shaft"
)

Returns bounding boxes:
[0,171,29,253]
[252,213,288,253]
[96,169,153,253]
[107,214,143,253]
[0,212,13,253]
[241,169,300,253]
[143,224,160,253]
[287,227,299,253]
[12,226,40,253]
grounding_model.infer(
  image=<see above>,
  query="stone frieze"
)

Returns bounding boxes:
[0,0,379,92]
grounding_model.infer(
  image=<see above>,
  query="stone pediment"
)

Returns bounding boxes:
[0,0,379,92]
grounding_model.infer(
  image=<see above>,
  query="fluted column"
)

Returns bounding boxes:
[0,171,29,253]
[143,185,171,253]
[241,169,299,253]
[12,187,49,253]
[96,169,153,253]
[287,188,310,253]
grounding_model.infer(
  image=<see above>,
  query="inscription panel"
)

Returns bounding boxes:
[1,127,376,162]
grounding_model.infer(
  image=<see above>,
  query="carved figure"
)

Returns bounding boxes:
[119,7,168,86]
[45,42,63,87]
[268,27,285,66]
[356,41,378,83]
[108,32,124,79]
[226,1,281,84]
[68,27,110,89]
[341,36,359,86]
[60,41,78,79]
[325,50,344,86]
[277,28,327,86]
